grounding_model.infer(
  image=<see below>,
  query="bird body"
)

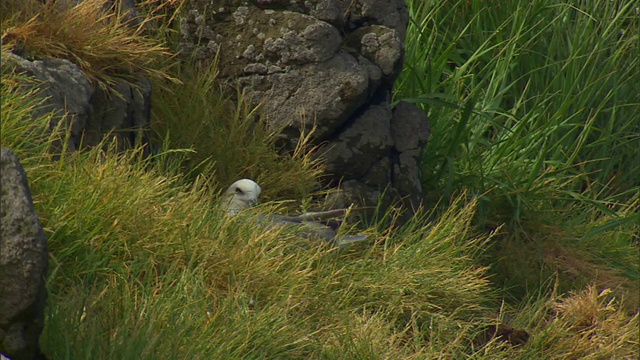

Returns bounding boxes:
[224,179,369,248]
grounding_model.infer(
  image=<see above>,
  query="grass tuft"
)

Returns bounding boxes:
[150,59,324,203]
[542,285,639,359]
[2,0,177,91]
[27,135,496,357]
[395,0,640,221]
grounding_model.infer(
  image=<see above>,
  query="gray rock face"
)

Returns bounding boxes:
[84,76,152,151]
[1,148,48,360]
[179,0,429,215]
[4,52,151,154]
[391,101,431,210]
[238,52,374,139]
[320,104,394,180]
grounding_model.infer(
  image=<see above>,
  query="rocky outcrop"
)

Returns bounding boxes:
[179,0,430,214]
[3,52,151,154]
[0,148,48,360]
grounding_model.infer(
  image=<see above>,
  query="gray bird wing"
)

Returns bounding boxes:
[334,234,370,249]
[288,209,349,222]
[255,213,370,247]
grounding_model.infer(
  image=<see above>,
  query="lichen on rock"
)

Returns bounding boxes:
[179,0,430,217]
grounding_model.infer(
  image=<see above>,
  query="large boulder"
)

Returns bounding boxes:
[179,0,430,214]
[0,148,48,360]
[3,52,152,154]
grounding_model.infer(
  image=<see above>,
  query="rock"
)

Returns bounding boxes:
[348,0,410,40]
[238,52,374,139]
[0,148,48,360]
[320,103,394,180]
[391,101,430,152]
[345,25,404,77]
[179,0,429,217]
[391,101,431,210]
[3,52,152,154]
[84,76,152,152]
[3,52,93,152]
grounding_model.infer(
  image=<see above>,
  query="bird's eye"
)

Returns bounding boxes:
[235,187,244,194]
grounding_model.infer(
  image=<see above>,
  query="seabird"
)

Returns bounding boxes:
[223,179,369,248]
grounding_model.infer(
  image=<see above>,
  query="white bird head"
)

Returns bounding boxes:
[224,179,262,214]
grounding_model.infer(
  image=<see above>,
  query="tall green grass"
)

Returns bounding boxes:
[395,0,639,222]
[395,0,639,303]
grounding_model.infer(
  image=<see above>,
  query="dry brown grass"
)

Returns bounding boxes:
[1,0,176,91]
[547,285,639,359]
[542,241,640,314]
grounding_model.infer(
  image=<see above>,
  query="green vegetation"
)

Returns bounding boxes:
[149,60,323,203]
[1,0,638,358]
[395,0,639,304]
